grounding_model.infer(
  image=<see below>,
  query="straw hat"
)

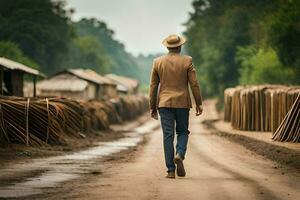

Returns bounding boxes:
[162,34,186,48]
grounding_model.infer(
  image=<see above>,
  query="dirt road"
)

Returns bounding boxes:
[1,100,299,200]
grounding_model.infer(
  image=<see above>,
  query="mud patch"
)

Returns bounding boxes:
[202,119,300,171]
[0,120,160,199]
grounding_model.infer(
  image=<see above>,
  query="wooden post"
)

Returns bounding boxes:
[33,75,36,97]
[26,98,30,146]
[0,67,3,96]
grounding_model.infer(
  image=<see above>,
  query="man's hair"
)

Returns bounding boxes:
[167,46,181,53]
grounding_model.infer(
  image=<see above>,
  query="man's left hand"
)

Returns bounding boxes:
[151,109,158,120]
[196,105,203,116]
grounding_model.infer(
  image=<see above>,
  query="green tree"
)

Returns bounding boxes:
[74,18,140,78]
[236,46,295,84]
[185,0,299,98]
[67,36,110,73]
[185,0,253,96]
[0,0,73,74]
[0,41,39,69]
[268,0,300,79]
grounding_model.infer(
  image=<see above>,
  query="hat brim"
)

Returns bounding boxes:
[162,36,186,48]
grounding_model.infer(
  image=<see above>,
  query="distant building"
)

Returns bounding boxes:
[37,69,117,100]
[0,57,42,97]
[105,74,139,94]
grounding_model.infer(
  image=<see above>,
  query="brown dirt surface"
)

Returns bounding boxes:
[1,101,299,200]
[202,119,300,171]
[0,114,150,168]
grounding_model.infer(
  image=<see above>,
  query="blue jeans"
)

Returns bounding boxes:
[158,108,190,172]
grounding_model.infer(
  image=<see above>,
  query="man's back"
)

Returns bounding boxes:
[149,52,202,109]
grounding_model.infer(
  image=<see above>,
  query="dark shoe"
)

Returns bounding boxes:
[174,154,186,177]
[166,171,175,179]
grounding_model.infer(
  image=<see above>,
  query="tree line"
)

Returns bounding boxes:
[185,0,300,98]
[0,0,143,82]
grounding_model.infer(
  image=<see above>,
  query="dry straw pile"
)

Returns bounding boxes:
[224,85,300,142]
[0,95,148,146]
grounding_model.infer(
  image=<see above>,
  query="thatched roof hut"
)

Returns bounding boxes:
[37,69,118,100]
[0,57,43,97]
[105,74,139,94]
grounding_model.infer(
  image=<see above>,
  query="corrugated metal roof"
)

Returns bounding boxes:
[0,57,40,76]
[37,74,88,92]
[67,69,116,86]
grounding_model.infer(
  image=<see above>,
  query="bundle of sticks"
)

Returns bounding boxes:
[224,85,300,142]
[272,93,300,142]
[81,100,119,132]
[0,95,149,146]
[0,97,83,146]
[118,95,149,121]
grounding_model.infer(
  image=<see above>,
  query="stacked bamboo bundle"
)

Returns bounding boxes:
[0,95,149,146]
[266,88,300,132]
[273,93,300,142]
[0,97,83,146]
[224,85,300,141]
[224,88,235,122]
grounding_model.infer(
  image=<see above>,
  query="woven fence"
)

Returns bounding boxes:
[0,95,149,146]
[224,85,300,142]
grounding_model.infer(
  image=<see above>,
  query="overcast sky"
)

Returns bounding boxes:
[66,0,194,56]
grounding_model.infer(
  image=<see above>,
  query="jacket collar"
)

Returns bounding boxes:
[168,52,180,55]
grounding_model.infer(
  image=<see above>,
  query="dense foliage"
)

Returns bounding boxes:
[0,41,39,69]
[0,0,142,80]
[72,18,140,78]
[66,35,110,74]
[185,0,300,97]
[0,0,72,73]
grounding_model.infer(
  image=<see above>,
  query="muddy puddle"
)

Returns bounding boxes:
[0,120,159,198]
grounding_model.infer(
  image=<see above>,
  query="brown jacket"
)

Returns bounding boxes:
[149,52,202,109]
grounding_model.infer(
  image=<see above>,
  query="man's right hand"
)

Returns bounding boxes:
[196,105,203,116]
[151,109,158,120]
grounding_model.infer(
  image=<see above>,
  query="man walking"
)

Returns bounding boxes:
[149,34,203,178]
